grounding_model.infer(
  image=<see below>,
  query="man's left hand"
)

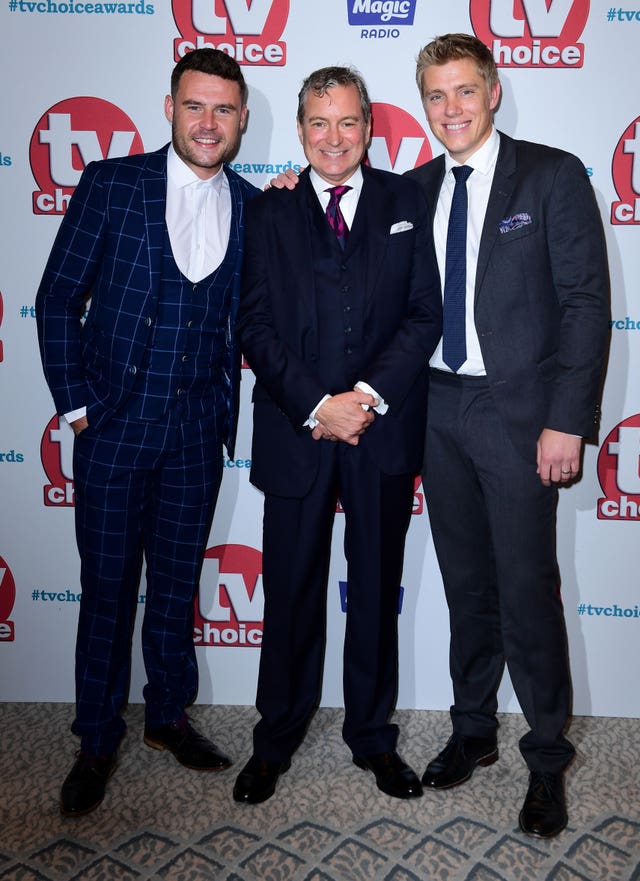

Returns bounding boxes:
[536,428,583,486]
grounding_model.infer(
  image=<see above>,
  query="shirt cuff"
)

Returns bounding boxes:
[355,381,388,415]
[64,406,87,424]
[304,394,331,429]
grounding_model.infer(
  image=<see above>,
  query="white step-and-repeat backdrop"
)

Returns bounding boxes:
[1,0,638,718]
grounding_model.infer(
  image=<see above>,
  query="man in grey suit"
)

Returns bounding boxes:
[406,34,609,837]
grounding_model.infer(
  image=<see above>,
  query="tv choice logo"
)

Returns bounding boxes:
[597,414,640,519]
[172,0,289,65]
[30,97,144,216]
[470,0,588,68]
[611,118,640,225]
[195,543,264,647]
[41,415,75,507]
[0,556,16,642]
[368,103,433,173]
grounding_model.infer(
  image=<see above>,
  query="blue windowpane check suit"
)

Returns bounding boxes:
[36,144,259,755]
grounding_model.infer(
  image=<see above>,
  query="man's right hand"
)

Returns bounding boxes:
[267,167,300,190]
[315,391,376,445]
[70,415,89,435]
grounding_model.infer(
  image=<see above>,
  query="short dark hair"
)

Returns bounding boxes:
[416,34,499,98]
[297,66,371,124]
[171,48,248,104]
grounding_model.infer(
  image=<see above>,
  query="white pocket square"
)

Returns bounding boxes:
[390,220,413,234]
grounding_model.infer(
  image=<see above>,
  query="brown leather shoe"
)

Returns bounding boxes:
[144,715,231,771]
[60,752,117,816]
[422,735,498,789]
[519,771,567,838]
[353,751,423,799]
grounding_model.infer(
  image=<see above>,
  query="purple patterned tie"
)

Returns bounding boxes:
[325,185,352,248]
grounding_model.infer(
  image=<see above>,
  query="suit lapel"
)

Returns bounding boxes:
[475,133,517,299]
[345,166,393,307]
[141,148,169,296]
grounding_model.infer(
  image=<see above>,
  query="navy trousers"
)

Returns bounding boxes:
[423,370,575,774]
[253,439,414,761]
[71,409,222,755]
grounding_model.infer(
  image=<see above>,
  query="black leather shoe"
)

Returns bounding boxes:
[353,751,423,799]
[422,735,498,789]
[60,752,117,816]
[519,771,567,838]
[144,715,231,771]
[233,755,291,804]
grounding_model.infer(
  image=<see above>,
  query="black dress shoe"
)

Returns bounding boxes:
[353,751,423,799]
[422,735,498,789]
[233,755,291,804]
[144,715,231,771]
[60,752,117,816]
[519,771,567,838]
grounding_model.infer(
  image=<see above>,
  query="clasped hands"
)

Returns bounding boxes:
[312,390,377,445]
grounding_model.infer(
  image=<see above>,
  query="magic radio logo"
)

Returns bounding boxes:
[0,556,16,642]
[597,414,640,520]
[195,544,263,646]
[368,103,432,173]
[611,117,640,225]
[41,415,75,507]
[172,0,289,65]
[30,97,144,216]
[470,0,589,68]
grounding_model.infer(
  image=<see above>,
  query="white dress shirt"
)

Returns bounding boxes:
[65,146,231,425]
[430,126,500,375]
[306,168,387,427]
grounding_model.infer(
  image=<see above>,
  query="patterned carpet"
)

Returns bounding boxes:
[1,704,639,881]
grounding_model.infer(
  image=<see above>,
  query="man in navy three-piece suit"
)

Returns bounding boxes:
[36,48,258,817]
[406,35,609,838]
[232,66,442,805]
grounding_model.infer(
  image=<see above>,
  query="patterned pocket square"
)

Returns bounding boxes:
[499,212,532,234]
[390,220,413,234]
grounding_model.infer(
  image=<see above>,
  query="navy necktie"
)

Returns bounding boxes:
[443,165,473,372]
[325,185,351,248]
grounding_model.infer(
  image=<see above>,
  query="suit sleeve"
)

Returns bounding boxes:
[543,154,610,437]
[35,161,107,416]
[359,187,443,411]
[237,195,327,428]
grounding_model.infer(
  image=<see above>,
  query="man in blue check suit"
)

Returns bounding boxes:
[36,48,258,817]
[232,67,442,805]
[406,35,609,838]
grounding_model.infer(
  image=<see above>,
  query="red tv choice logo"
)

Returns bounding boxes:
[41,415,75,507]
[597,414,640,519]
[173,0,289,65]
[470,0,588,68]
[368,103,433,173]
[195,544,263,646]
[30,97,144,216]
[0,556,16,642]
[611,118,640,225]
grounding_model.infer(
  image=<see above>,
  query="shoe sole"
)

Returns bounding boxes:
[518,810,568,838]
[423,748,499,790]
[143,735,232,772]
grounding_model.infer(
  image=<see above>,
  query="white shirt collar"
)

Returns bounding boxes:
[444,126,500,177]
[309,165,364,198]
[167,143,225,194]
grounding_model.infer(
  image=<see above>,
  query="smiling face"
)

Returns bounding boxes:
[164,70,247,180]
[420,57,500,164]
[297,83,371,185]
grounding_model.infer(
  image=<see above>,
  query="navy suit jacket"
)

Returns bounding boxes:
[407,132,610,457]
[36,144,259,455]
[237,164,442,497]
